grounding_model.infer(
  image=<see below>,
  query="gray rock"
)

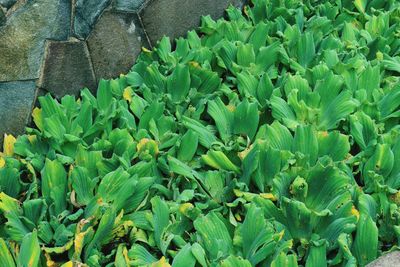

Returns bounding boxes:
[367,251,400,267]
[140,0,246,45]
[73,0,112,39]
[113,0,145,12]
[0,81,36,144]
[0,0,16,9]
[0,0,70,81]
[38,40,96,98]
[87,10,148,81]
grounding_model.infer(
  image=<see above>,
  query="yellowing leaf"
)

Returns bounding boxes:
[60,261,74,267]
[0,238,16,267]
[44,253,56,267]
[354,0,366,13]
[3,134,16,156]
[32,107,43,130]
[142,47,152,53]
[137,138,159,157]
[151,257,171,267]
[0,157,5,169]
[351,206,360,221]
[123,86,134,103]
[179,203,194,215]
[260,193,277,201]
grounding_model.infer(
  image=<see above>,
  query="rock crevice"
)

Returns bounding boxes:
[0,0,247,142]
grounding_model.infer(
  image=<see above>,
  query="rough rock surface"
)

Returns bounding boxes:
[0,0,70,81]
[113,0,145,11]
[0,81,36,144]
[87,11,148,81]
[366,251,400,267]
[0,0,16,9]
[38,40,96,98]
[0,0,248,139]
[140,0,246,45]
[73,0,112,39]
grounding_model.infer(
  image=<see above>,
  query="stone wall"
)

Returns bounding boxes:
[0,0,247,143]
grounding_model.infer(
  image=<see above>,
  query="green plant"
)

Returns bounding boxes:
[1,0,400,266]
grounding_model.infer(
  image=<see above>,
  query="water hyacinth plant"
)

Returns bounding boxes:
[1,0,400,266]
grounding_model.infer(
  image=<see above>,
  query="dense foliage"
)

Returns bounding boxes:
[1,0,400,266]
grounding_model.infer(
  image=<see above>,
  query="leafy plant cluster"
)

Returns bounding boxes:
[1,0,400,266]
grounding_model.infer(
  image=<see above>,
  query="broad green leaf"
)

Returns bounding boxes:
[297,32,315,67]
[318,91,358,130]
[115,244,130,267]
[270,96,298,129]
[139,101,165,130]
[97,167,131,203]
[234,99,259,140]
[353,214,378,266]
[0,238,16,267]
[317,131,350,161]
[363,144,394,177]
[378,86,400,120]
[182,116,216,149]
[219,256,252,267]
[191,243,207,267]
[17,231,41,267]
[202,150,240,173]
[97,79,113,111]
[129,244,158,266]
[208,98,234,142]
[143,64,165,93]
[172,244,196,267]
[70,166,95,206]
[271,253,299,267]
[85,209,116,260]
[167,64,191,102]
[242,204,276,265]
[168,156,195,179]
[358,65,380,100]
[177,130,199,162]
[237,44,255,67]
[235,74,259,100]
[41,159,67,215]
[0,166,21,198]
[284,74,311,101]
[261,121,293,151]
[249,22,269,52]
[306,161,350,212]
[305,240,327,267]
[151,196,171,254]
[75,145,103,179]
[194,212,233,260]
[256,42,280,70]
[292,125,318,164]
[257,73,274,105]
[350,112,378,149]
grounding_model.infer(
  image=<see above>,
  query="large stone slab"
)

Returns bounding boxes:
[140,0,246,45]
[38,40,96,98]
[0,0,16,9]
[113,0,145,12]
[87,10,148,81]
[366,251,400,267]
[73,0,112,39]
[0,81,37,144]
[0,0,70,82]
